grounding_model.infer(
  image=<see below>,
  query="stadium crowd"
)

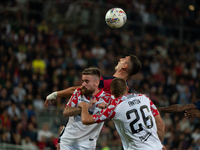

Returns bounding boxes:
[0,0,200,150]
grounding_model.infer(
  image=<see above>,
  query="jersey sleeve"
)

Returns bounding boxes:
[194,101,200,110]
[141,94,159,117]
[66,88,80,107]
[150,100,159,116]
[93,98,119,123]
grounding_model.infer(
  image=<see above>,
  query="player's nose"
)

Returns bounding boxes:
[82,82,86,86]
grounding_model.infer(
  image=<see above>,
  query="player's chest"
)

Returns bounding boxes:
[77,95,103,115]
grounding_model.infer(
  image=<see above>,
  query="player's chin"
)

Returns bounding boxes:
[82,88,92,96]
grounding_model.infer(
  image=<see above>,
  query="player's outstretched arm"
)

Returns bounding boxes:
[57,86,81,97]
[44,86,81,107]
[154,114,165,142]
[158,103,196,113]
[79,102,96,125]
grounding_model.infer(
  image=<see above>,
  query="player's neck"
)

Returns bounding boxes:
[91,88,100,96]
[113,71,129,81]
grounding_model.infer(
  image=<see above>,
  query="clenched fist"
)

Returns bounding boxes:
[44,92,58,107]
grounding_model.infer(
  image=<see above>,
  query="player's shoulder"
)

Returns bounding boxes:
[100,91,112,99]
[73,88,82,95]
[125,93,152,103]
[111,95,126,106]
[75,88,82,92]
[134,93,150,99]
[102,91,112,96]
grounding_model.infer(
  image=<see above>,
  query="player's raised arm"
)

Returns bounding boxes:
[44,86,81,107]
[158,103,197,113]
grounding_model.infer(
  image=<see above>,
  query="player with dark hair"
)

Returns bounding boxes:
[98,55,142,93]
[78,78,164,150]
[158,101,200,118]
[59,67,112,150]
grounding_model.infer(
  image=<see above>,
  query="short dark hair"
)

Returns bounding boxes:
[82,67,101,79]
[110,78,127,98]
[127,55,142,76]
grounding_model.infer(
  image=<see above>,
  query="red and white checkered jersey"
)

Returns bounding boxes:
[94,94,159,123]
[93,93,163,150]
[60,88,112,149]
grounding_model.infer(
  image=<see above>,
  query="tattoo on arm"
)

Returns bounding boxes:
[63,106,81,118]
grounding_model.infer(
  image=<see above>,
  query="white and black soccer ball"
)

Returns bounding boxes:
[105,8,127,28]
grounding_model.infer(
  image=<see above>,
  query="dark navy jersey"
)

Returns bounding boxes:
[99,76,116,94]
[99,76,130,94]
[194,101,200,110]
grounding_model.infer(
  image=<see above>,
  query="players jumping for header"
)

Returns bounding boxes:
[45,54,165,143]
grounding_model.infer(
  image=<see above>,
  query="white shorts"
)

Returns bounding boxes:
[60,143,95,150]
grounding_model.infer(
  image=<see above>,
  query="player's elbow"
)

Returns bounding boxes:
[63,110,69,118]
[82,117,93,125]
[82,118,89,125]
[82,121,90,125]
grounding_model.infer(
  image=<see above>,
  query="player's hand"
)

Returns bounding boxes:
[88,99,97,109]
[97,103,108,109]
[185,109,200,118]
[44,92,58,107]
[78,102,88,108]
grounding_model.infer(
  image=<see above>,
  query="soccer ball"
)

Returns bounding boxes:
[105,8,127,28]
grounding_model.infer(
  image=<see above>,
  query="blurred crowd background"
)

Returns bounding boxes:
[1,0,200,150]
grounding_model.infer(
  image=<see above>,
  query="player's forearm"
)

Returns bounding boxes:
[81,106,95,125]
[158,105,183,113]
[63,106,81,118]
[57,86,81,97]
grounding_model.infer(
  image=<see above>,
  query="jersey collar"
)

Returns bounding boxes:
[114,93,132,101]
[94,89,104,98]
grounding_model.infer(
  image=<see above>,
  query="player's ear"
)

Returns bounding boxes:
[96,80,100,87]
[111,90,113,95]
[123,64,128,69]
